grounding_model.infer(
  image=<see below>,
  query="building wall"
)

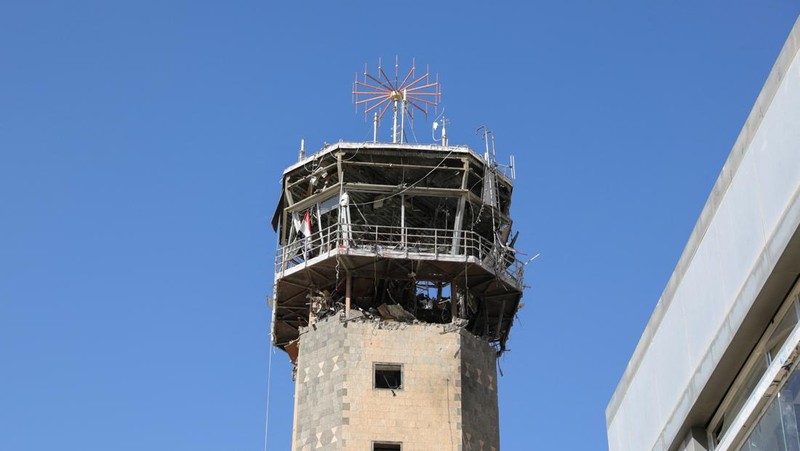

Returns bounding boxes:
[292,317,348,451]
[606,17,800,451]
[292,316,499,451]
[460,328,501,451]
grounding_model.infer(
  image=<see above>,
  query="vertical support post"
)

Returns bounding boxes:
[315,204,323,255]
[451,197,465,255]
[282,185,294,246]
[400,194,406,249]
[345,272,352,319]
[336,152,344,194]
[450,280,458,321]
[336,152,345,247]
[451,158,469,255]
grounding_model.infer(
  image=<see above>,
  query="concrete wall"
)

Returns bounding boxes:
[606,17,800,451]
[292,317,499,451]
[460,328,501,451]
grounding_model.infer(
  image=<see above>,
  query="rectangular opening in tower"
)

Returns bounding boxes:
[374,363,402,390]
[372,442,402,451]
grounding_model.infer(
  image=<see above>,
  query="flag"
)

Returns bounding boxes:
[300,210,312,237]
[293,210,313,237]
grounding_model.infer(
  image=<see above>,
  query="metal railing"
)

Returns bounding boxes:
[275,223,524,285]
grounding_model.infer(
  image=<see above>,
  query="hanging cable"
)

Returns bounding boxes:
[349,148,456,207]
[263,344,275,451]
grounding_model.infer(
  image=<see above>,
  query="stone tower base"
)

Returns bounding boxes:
[291,316,500,451]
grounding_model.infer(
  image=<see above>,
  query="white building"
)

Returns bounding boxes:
[606,17,800,451]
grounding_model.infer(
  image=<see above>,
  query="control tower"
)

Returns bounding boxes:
[270,60,526,451]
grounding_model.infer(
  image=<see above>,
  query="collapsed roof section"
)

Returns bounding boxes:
[271,142,524,355]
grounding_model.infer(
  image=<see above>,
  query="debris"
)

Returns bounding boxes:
[376,303,417,323]
[285,340,299,365]
[386,304,416,323]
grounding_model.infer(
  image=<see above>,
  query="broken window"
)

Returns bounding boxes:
[374,363,402,390]
[372,442,401,451]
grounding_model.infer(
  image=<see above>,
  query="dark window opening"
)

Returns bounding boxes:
[374,363,402,390]
[373,442,401,451]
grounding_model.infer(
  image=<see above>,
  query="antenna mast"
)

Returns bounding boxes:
[433,113,449,146]
[477,125,493,162]
[353,58,441,143]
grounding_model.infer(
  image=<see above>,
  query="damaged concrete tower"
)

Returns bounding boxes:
[270,61,525,451]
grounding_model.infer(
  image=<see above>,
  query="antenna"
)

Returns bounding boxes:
[353,58,441,144]
[298,139,305,161]
[476,126,493,162]
[432,110,449,146]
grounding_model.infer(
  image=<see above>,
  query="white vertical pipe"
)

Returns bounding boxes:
[400,89,407,144]
[392,100,398,143]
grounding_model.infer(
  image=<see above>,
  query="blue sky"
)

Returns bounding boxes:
[2,1,799,450]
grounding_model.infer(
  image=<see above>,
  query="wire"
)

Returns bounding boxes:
[349,147,456,207]
[263,345,275,451]
[408,112,419,144]
[342,144,363,162]
[351,200,370,224]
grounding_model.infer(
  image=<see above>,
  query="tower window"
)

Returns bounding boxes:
[373,442,402,451]
[374,363,402,390]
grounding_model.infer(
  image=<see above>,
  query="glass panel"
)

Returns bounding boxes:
[779,369,800,450]
[742,399,785,450]
[769,307,799,361]
[713,300,800,445]
[720,355,770,441]
[738,367,800,451]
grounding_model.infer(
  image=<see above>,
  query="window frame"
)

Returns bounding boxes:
[707,284,800,448]
[373,362,403,391]
[372,441,402,451]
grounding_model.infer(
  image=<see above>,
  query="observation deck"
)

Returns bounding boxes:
[270,142,525,354]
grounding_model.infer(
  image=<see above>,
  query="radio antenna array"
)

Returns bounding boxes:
[353,57,441,144]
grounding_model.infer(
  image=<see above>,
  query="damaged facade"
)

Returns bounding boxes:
[270,141,525,450]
